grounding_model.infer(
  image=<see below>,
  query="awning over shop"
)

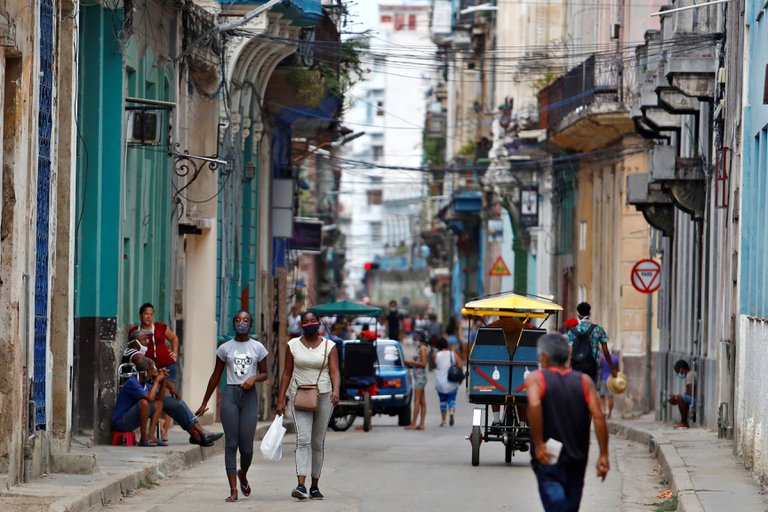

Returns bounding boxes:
[219,0,323,27]
[309,300,383,317]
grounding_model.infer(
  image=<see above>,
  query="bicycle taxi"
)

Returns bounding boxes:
[462,292,562,466]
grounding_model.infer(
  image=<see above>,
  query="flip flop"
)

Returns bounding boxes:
[225,489,238,503]
[238,470,251,497]
[138,439,157,447]
[157,439,169,447]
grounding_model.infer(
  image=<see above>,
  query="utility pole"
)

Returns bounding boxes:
[644,231,657,414]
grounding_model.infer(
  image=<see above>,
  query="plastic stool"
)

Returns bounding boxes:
[112,431,136,446]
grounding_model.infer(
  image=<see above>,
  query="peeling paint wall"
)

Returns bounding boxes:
[0,0,78,485]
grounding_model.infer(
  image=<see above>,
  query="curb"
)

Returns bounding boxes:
[48,423,271,512]
[609,421,704,512]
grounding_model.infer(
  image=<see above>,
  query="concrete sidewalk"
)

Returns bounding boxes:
[0,422,271,512]
[609,415,768,512]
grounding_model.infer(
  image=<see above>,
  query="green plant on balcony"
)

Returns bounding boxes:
[287,67,326,107]
[287,40,366,106]
[423,135,446,168]
[458,140,477,159]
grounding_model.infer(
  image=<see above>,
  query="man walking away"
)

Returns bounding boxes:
[526,333,610,512]
[387,300,404,341]
[567,302,616,383]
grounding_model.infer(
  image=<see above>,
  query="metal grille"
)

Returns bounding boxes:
[33,0,54,430]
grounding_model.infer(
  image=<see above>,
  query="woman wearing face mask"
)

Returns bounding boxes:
[277,311,340,501]
[196,311,268,503]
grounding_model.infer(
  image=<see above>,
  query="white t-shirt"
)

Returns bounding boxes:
[434,350,460,394]
[288,337,334,396]
[216,338,268,385]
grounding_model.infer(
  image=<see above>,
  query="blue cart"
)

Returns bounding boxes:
[462,293,562,466]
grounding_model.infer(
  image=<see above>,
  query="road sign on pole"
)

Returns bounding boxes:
[631,259,661,294]
[489,256,511,276]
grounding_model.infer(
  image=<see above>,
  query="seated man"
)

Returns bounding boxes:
[113,358,223,447]
[667,359,696,429]
[123,330,149,365]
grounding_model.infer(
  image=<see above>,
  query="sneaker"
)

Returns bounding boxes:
[309,487,324,500]
[449,414,455,426]
[291,484,308,500]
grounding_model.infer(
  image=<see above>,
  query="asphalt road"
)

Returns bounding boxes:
[105,380,666,512]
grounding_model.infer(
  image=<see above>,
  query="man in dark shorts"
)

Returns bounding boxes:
[525,333,610,511]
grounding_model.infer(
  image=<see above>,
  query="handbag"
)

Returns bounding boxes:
[293,339,328,412]
[447,350,465,384]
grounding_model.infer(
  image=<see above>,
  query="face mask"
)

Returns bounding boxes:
[302,322,321,335]
[234,322,251,335]
[676,372,686,380]
[138,344,148,356]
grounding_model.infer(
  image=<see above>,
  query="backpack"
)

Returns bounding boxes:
[570,324,597,380]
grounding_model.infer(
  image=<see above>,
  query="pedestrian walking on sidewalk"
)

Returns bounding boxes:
[196,311,269,503]
[567,302,617,383]
[433,337,463,427]
[277,311,341,501]
[526,333,610,512]
[131,303,181,443]
[404,330,428,430]
[599,352,620,419]
[668,359,696,429]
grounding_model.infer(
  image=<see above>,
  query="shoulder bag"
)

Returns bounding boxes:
[293,339,328,412]
[447,350,465,384]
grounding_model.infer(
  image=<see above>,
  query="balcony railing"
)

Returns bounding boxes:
[539,54,622,133]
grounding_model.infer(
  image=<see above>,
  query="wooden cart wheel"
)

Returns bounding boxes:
[471,426,481,466]
[362,392,372,432]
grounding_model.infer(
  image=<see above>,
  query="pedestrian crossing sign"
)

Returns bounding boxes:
[489,256,511,276]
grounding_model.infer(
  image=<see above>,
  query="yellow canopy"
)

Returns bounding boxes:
[461,292,562,319]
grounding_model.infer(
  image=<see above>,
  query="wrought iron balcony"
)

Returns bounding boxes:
[538,54,634,152]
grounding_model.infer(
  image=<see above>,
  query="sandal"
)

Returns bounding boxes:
[225,488,238,503]
[157,439,169,447]
[138,439,157,447]
[238,469,251,497]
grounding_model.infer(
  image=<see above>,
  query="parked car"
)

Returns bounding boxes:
[372,340,413,425]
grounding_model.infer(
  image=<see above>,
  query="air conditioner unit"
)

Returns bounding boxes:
[127,111,161,145]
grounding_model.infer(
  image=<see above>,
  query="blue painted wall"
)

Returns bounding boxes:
[740,0,768,316]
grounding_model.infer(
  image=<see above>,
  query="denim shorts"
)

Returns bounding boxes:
[163,363,177,382]
[683,393,695,408]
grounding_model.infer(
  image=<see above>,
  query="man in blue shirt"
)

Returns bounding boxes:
[113,357,222,447]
